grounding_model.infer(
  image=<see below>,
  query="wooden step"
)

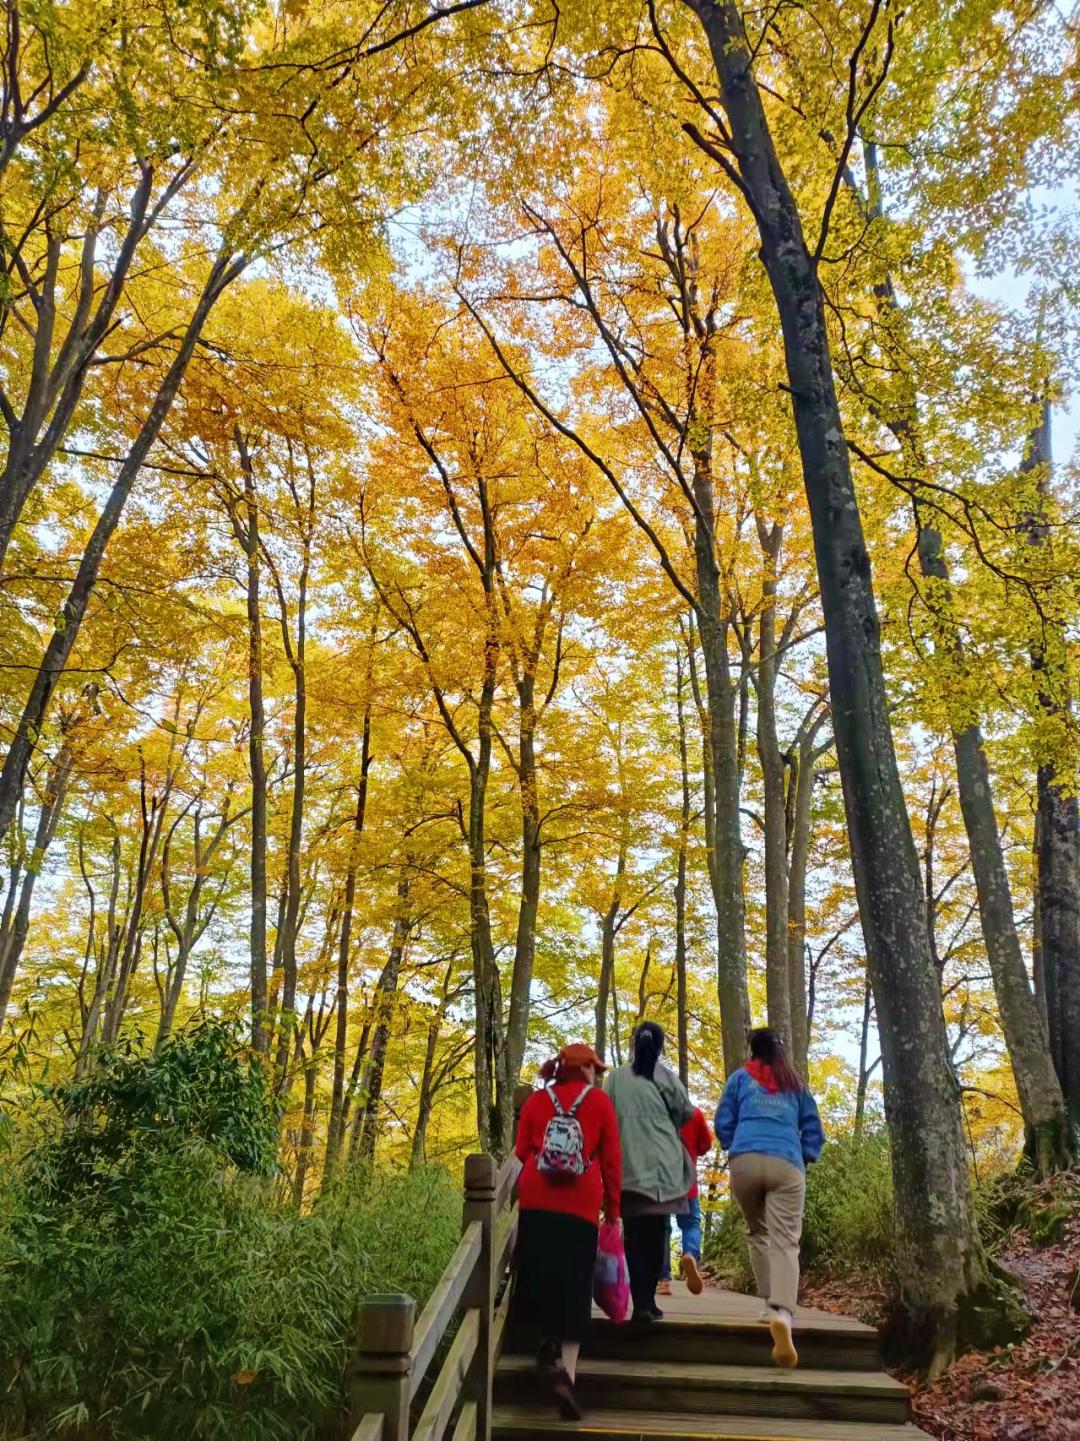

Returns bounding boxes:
[493,1403,931,1441]
[503,1315,882,1372]
[494,1357,911,1426]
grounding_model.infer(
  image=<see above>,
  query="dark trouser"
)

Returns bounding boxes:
[624,1214,670,1314]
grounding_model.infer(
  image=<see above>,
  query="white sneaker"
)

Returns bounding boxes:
[767,1314,801,1366]
[768,1308,798,1368]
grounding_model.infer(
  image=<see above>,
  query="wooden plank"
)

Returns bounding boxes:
[638,1284,876,1333]
[410,1222,483,1398]
[492,1403,930,1441]
[494,1357,910,1426]
[414,1308,481,1441]
[452,1399,478,1441]
[495,1154,520,1214]
[351,1415,385,1441]
[493,1203,519,1283]
[493,1281,513,1363]
[497,1357,907,1396]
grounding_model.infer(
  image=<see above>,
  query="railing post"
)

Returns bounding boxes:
[353,1293,416,1441]
[461,1153,497,1441]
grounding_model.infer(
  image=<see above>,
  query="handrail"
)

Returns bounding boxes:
[352,1151,518,1441]
[493,1153,519,1215]
[412,1307,480,1441]
[408,1221,483,1399]
[492,1202,518,1289]
[352,1415,386,1441]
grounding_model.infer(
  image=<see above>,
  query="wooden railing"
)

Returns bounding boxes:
[351,1154,520,1441]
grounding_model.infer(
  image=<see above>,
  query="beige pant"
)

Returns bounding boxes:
[729,1152,805,1314]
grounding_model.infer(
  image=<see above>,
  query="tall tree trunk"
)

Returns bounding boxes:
[503,666,541,1118]
[941,604,1071,1168]
[0,251,245,853]
[342,1018,374,1170]
[292,1053,319,1209]
[595,839,627,1062]
[358,875,412,1162]
[101,759,175,1046]
[76,833,123,1076]
[674,644,692,1086]
[785,714,825,1075]
[0,731,78,1017]
[0,168,162,574]
[273,545,310,1087]
[468,603,504,1154]
[411,961,456,1169]
[755,518,792,1042]
[324,718,373,1184]
[691,455,750,1075]
[1023,403,1080,1146]
[854,972,879,1139]
[857,142,1069,1170]
[230,428,270,1055]
[679,0,995,1370]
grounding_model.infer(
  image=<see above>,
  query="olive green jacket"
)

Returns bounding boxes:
[605,1062,696,1203]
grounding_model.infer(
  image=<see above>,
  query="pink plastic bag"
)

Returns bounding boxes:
[592,1220,630,1323]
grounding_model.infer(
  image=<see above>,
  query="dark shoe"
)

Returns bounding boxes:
[550,1367,582,1420]
[630,1307,655,1329]
[648,1304,664,1319]
[536,1338,557,1372]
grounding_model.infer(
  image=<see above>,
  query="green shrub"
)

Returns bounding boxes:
[800,1129,895,1280]
[0,1027,462,1441]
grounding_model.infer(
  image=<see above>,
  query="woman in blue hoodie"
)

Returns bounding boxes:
[715,1028,824,1369]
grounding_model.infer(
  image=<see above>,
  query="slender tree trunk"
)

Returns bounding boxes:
[76,834,123,1076]
[274,560,309,1086]
[692,456,750,1074]
[468,596,506,1155]
[1032,816,1048,1030]
[1023,403,1080,1146]
[855,142,1069,1169]
[854,973,874,1139]
[504,668,541,1115]
[231,429,269,1055]
[785,723,820,1075]
[358,876,412,1162]
[0,733,77,1017]
[0,251,245,853]
[756,519,792,1042]
[411,961,455,1169]
[680,0,995,1370]
[0,170,158,574]
[595,840,627,1062]
[342,1016,374,1170]
[324,721,372,1184]
[292,1054,319,1209]
[674,645,692,1086]
[102,766,173,1046]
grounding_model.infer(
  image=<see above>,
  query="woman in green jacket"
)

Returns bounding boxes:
[606,1022,695,1324]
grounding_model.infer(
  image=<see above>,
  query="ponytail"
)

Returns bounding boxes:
[748,1027,803,1093]
[538,1057,559,1083]
[631,1021,664,1080]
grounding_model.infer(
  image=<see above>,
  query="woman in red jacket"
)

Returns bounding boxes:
[513,1042,622,1419]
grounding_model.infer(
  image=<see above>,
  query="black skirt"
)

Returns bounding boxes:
[512,1208,598,1343]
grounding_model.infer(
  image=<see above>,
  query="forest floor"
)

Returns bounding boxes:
[801,1174,1080,1441]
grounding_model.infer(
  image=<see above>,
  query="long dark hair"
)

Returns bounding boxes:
[631,1021,664,1080]
[748,1027,804,1093]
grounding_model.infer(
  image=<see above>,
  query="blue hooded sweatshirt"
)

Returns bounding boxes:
[714,1061,825,1172]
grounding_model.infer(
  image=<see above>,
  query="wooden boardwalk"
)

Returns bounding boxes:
[497,1280,930,1441]
[351,1157,932,1441]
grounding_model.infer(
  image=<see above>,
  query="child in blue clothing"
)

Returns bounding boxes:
[715,1028,824,1370]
